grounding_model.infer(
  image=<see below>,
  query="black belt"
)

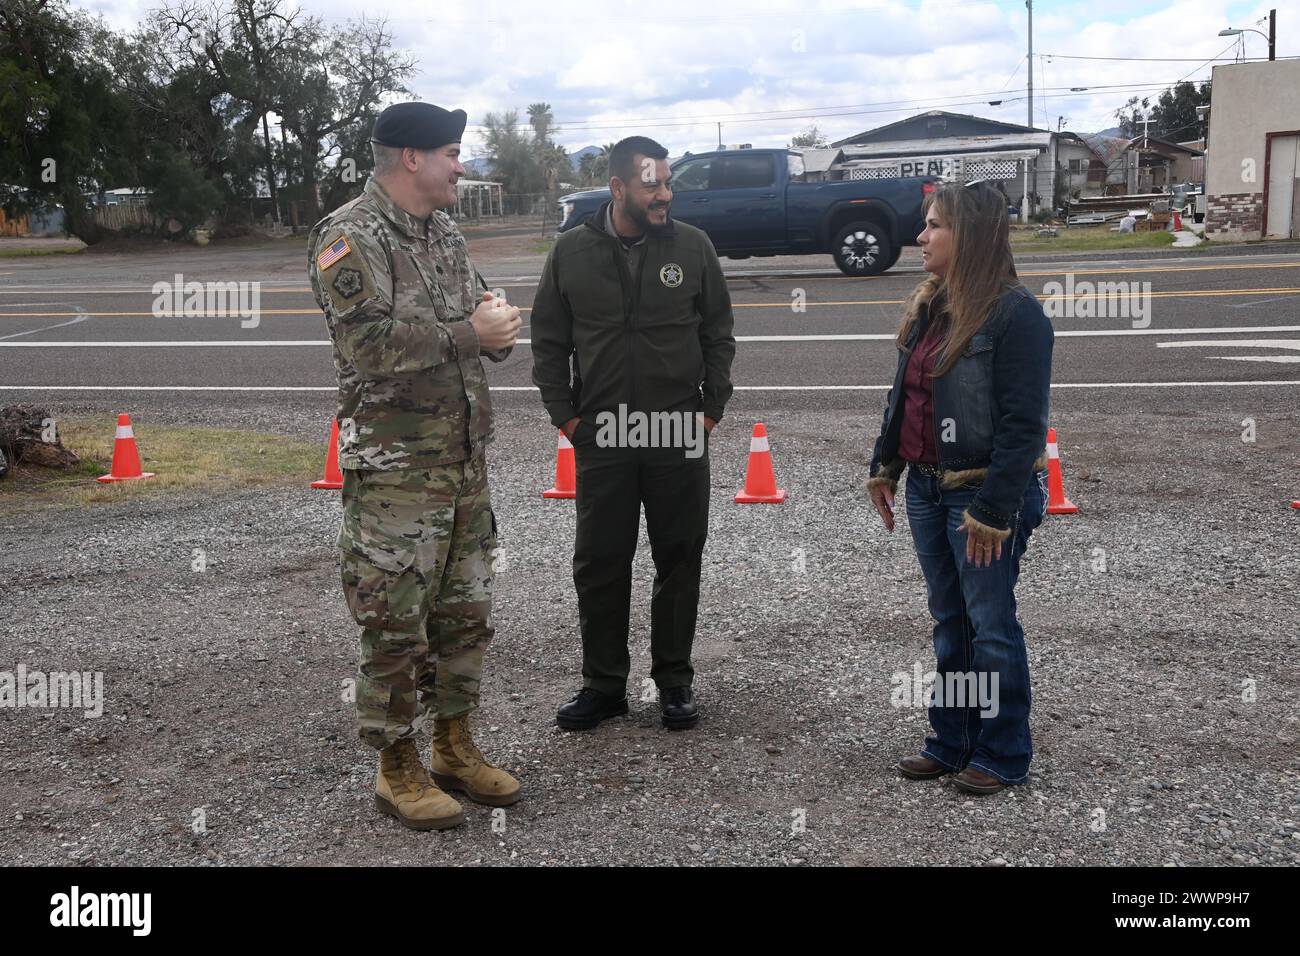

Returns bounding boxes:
[909,461,943,478]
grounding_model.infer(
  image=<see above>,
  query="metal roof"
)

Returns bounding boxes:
[796,148,845,173]
[838,132,1052,159]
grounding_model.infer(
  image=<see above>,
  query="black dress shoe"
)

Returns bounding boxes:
[556,687,628,730]
[660,685,699,730]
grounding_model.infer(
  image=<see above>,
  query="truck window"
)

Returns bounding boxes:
[716,154,775,189]
[672,157,713,193]
[788,153,806,182]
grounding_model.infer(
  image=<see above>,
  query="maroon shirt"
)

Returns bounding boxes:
[897,315,948,465]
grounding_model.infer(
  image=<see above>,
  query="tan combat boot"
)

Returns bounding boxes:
[374,738,465,831]
[430,714,522,807]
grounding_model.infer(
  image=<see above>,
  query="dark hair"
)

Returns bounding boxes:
[608,136,669,183]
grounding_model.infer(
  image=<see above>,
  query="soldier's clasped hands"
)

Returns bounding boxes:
[470,291,522,351]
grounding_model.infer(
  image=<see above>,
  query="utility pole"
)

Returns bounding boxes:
[1269,8,1276,61]
[717,123,722,149]
[1024,0,1033,222]
[1026,0,1034,129]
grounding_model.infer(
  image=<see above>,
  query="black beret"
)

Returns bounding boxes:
[371,102,467,150]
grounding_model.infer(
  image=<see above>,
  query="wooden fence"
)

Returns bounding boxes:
[93,203,160,231]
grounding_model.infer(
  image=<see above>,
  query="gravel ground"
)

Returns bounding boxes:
[1,392,1297,867]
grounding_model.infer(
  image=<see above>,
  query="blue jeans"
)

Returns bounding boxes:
[905,467,1048,784]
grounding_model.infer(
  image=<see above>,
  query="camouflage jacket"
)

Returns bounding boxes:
[308,178,509,470]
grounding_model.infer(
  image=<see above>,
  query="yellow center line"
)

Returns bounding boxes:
[1020,261,1300,279]
[4,259,1299,296]
[0,308,322,317]
[3,287,1298,318]
[758,261,1300,282]
[729,288,1300,308]
[0,283,536,295]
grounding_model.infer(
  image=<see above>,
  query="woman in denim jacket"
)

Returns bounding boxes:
[867,180,1053,795]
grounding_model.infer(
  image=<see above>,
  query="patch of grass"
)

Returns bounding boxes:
[0,416,323,512]
[1010,226,1177,253]
[528,238,556,254]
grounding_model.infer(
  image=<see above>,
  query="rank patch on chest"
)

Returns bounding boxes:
[332,267,364,299]
[659,263,684,288]
[317,235,352,270]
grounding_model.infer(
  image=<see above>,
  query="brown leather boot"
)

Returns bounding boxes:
[375,739,465,830]
[952,767,1007,795]
[898,754,952,780]
[430,714,522,807]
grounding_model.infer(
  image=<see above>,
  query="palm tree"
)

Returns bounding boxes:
[527,102,553,144]
[541,142,572,192]
[590,142,617,183]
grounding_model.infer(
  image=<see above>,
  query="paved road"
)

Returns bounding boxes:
[2,244,1298,410]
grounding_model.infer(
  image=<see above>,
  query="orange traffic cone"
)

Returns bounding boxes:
[735,423,786,504]
[97,413,155,483]
[1045,426,1077,515]
[311,418,344,490]
[542,430,576,499]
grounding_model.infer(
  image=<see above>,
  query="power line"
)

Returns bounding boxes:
[1040,52,1295,62]
[464,79,1222,134]
[997,54,1027,93]
[479,84,1212,136]
[316,0,1034,25]
[1176,39,1237,83]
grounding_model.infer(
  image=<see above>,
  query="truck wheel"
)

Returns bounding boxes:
[833,223,894,276]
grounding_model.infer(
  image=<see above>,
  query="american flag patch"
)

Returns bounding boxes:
[316,235,351,270]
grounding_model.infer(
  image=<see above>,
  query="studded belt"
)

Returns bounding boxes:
[909,461,943,478]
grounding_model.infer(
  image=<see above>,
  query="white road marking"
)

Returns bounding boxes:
[1227,295,1299,309]
[1161,338,1300,365]
[5,325,1300,347]
[1157,339,1300,350]
[2,381,1298,393]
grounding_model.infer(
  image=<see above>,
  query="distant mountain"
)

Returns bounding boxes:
[463,145,601,180]
[1092,126,1123,138]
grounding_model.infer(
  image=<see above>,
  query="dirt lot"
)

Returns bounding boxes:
[1,392,1297,867]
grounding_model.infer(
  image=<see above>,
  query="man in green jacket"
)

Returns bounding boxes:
[530,135,736,731]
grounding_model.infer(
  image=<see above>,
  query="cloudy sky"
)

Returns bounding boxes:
[71,0,1293,159]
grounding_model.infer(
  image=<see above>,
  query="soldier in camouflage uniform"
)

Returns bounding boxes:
[308,102,523,831]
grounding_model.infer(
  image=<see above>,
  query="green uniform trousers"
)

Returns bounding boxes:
[338,453,496,749]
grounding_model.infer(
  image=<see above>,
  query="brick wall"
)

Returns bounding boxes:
[1204,191,1263,241]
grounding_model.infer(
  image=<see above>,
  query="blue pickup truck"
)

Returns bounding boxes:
[556,148,935,276]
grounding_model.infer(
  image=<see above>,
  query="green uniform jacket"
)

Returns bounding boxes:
[308,178,509,470]
[530,201,736,428]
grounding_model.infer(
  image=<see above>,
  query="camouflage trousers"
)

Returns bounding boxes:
[338,453,497,750]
